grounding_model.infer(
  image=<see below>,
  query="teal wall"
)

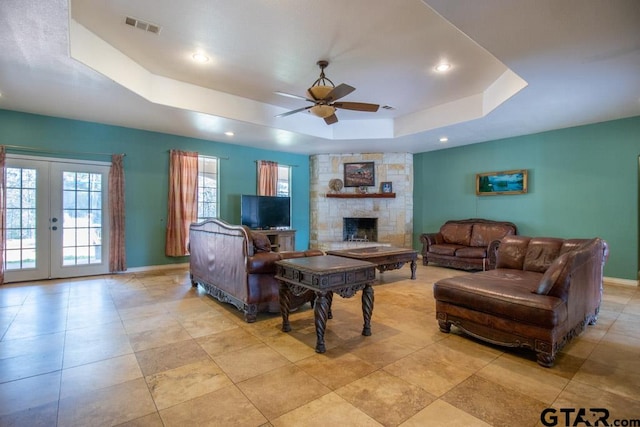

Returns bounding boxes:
[3,109,638,279]
[413,116,640,280]
[0,110,311,268]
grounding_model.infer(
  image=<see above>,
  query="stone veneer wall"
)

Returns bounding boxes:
[309,153,413,250]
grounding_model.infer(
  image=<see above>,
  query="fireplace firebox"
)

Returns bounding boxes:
[343,218,378,242]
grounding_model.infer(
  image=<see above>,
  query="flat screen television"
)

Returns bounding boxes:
[241,195,291,229]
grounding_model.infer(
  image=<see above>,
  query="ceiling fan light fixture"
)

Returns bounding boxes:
[310,104,336,119]
[307,85,333,101]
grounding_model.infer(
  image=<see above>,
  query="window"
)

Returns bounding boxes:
[276,164,290,197]
[197,156,218,221]
[5,167,37,270]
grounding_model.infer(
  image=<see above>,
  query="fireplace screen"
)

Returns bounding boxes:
[343,218,378,242]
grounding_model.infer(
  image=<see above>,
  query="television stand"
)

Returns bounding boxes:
[252,229,296,252]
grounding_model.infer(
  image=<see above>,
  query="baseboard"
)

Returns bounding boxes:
[604,276,638,288]
[119,262,189,273]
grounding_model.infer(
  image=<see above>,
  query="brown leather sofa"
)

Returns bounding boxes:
[420,219,517,270]
[433,235,609,367]
[189,219,323,322]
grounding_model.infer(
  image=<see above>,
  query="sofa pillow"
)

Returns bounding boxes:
[470,223,515,247]
[250,232,272,253]
[523,238,563,273]
[535,252,571,295]
[440,223,473,246]
[495,235,531,270]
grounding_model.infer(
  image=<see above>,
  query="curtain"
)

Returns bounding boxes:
[108,154,126,272]
[165,150,198,256]
[0,146,5,284]
[257,160,278,196]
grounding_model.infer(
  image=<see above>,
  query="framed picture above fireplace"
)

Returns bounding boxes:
[344,162,375,187]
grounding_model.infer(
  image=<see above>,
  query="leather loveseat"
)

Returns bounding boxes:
[189,219,323,322]
[420,219,517,270]
[433,235,609,367]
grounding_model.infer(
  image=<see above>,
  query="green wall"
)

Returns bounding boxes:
[0,109,311,268]
[413,116,640,280]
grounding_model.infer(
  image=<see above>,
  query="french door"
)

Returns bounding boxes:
[4,155,110,282]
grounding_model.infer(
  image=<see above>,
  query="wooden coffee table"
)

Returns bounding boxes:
[326,246,418,279]
[275,255,376,353]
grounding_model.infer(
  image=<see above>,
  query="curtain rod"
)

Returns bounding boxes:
[255,160,299,167]
[166,150,229,160]
[3,144,125,157]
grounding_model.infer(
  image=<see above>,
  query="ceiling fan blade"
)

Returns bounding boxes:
[333,102,380,112]
[323,83,355,102]
[274,91,315,103]
[324,114,339,125]
[275,105,312,118]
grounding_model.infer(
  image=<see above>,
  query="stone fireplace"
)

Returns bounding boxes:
[309,153,413,252]
[343,217,377,242]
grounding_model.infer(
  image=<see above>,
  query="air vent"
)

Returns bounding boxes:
[125,16,161,34]
[381,105,395,110]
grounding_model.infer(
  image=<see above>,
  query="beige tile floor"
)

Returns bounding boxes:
[0,263,639,426]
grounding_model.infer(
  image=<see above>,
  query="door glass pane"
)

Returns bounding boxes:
[4,167,38,271]
[62,172,103,266]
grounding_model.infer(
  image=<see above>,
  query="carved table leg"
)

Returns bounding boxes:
[361,283,374,336]
[314,292,330,353]
[326,291,333,320]
[279,283,291,332]
[410,259,417,279]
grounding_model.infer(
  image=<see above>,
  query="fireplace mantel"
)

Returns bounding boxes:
[325,193,396,199]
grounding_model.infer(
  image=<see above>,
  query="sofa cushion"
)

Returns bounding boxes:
[536,253,571,295]
[433,269,567,328]
[496,236,531,270]
[523,238,563,273]
[251,232,272,253]
[470,223,515,247]
[455,246,486,259]
[440,223,473,246]
[429,243,464,256]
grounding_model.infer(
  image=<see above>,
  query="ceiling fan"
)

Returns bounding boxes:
[275,60,380,125]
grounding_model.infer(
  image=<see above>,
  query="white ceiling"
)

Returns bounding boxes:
[1,0,639,155]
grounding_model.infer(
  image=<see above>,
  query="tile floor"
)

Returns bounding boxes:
[0,263,639,426]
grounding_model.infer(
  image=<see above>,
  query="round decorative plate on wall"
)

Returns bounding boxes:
[328,178,343,193]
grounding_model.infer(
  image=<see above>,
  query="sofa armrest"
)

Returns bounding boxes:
[419,233,442,252]
[537,238,607,331]
[247,252,282,274]
[486,239,501,270]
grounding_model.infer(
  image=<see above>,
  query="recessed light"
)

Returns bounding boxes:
[439,137,448,143]
[435,63,451,73]
[192,53,209,63]
[224,131,234,136]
